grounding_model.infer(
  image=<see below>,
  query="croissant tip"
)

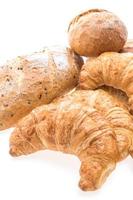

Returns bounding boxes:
[9,146,19,157]
[79,179,97,191]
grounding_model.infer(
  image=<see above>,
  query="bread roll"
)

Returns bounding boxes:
[0,46,83,130]
[68,9,127,57]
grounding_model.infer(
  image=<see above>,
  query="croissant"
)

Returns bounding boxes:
[80,52,133,112]
[9,89,133,191]
[0,46,83,130]
[100,85,128,108]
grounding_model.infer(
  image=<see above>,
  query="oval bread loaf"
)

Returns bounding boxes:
[0,46,83,130]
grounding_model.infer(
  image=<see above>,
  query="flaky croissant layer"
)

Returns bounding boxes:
[80,52,133,112]
[9,89,133,191]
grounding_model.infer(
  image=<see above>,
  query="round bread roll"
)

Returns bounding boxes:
[68,9,127,57]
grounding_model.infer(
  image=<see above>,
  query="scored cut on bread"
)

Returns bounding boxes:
[0,46,83,130]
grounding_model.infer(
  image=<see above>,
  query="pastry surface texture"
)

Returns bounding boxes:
[10,89,133,191]
[80,52,133,112]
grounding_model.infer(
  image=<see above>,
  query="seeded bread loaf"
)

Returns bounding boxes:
[0,46,83,130]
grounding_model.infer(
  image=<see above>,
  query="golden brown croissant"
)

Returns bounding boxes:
[0,46,83,130]
[100,85,128,108]
[9,89,133,191]
[80,52,133,112]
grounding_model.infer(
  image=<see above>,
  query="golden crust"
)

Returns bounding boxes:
[9,89,133,190]
[0,46,83,130]
[80,52,133,112]
[68,9,106,32]
[68,9,127,57]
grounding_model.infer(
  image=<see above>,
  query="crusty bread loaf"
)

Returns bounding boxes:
[0,46,83,130]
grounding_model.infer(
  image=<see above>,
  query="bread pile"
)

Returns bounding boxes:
[1,8,133,191]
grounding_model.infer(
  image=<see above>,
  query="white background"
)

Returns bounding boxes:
[0,0,133,199]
